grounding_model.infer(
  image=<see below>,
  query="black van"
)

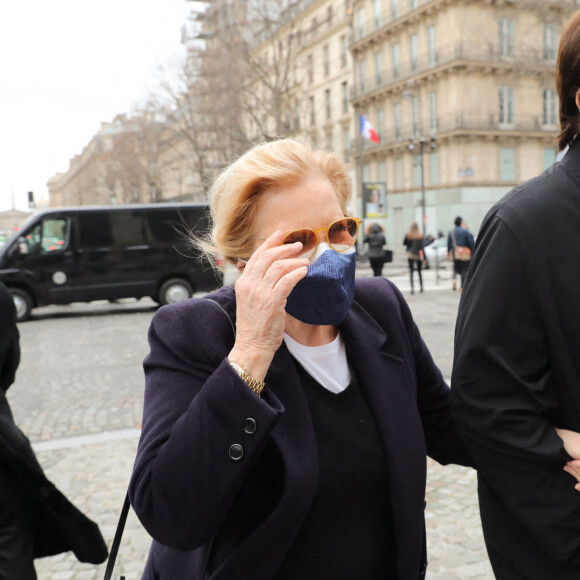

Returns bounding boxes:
[0,203,223,321]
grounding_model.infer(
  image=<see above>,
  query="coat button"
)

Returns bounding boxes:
[229,443,244,461]
[243,418,257,434]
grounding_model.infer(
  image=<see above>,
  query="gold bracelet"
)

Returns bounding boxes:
[229,362,266,396]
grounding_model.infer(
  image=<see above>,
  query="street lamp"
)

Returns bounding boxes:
[408,134,438,281]
[407,135,437,239]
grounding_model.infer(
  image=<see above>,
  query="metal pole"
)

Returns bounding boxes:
[356,109,364,256]
[419,136,426,239]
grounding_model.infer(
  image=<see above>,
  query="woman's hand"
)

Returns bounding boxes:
[556,428,580,459]
[563,460,580,492]
[228,230,309,381]
[556,428,580,492]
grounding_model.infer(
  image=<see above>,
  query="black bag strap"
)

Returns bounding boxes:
[450,228,457,248]
[103,492,130,580]
[102,298,234,580]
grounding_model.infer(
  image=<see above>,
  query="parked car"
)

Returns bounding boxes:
[0,203,223,321]
[423,237,449,269]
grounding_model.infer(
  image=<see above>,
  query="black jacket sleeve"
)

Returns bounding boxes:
[0,284,20,393]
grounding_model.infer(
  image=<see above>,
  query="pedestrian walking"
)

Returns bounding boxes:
[0,282,107,580]
[363,222,387,277]
[129,139,473,580]
[403,222,424,294]
[451,9,580,579]
[447,217,474,291]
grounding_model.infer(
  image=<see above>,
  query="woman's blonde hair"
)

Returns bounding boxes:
[196,139,351,268]
[406,222,422,240]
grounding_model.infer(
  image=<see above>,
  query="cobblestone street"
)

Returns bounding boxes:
[8,261,494,579]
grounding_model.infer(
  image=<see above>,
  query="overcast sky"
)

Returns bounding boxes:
[0,0,194,212]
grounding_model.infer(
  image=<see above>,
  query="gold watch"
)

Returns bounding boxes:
[229,362,266,396]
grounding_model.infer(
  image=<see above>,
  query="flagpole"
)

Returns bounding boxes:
[356,110,364,235]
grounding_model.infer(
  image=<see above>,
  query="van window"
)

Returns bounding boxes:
[21,218,68,254]
[145,209,205,245]
[78,211,144,248]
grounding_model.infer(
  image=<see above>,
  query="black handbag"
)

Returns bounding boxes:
[382,249,393,263]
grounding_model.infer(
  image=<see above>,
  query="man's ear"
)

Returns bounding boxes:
[575,88,580,111]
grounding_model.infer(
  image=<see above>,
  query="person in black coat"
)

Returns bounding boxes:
[451,10,580,579]
[363,222,387,277]
[0,283,107,579]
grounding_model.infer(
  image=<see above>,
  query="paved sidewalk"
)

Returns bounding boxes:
[10,263,493,580]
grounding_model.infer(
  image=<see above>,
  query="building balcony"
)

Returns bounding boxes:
[351,0,438,46]
[355,111,557,155]
[350,0,576,46]
[351,42,556,102]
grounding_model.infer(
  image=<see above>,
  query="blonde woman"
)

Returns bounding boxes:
[130,139,472,580]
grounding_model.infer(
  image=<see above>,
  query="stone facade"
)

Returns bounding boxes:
[349,0,577,245]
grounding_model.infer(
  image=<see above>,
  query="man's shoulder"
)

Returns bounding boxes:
[488,162,569,226]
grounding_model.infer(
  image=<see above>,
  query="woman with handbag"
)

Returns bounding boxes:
[403,223,424,294]
[446,217,474,291]
[128,139,473,580]
[363,222,387,277]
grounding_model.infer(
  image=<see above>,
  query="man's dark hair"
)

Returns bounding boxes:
[556,9,580,151]
[454,216,462,227]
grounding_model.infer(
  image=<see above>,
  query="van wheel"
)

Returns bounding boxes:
[11,288,33,322]
[159,278,193,305]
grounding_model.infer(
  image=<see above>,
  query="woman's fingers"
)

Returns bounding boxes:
[564,460,580,491]
[272,264,309,299]
[241,230,283,275]
[261,257,309,291]
[243,231,306,279]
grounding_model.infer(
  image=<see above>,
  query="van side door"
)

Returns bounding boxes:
[75,210,153,302]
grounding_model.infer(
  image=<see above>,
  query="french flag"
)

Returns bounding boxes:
[360,114,380,143]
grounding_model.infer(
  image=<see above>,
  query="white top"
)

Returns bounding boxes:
[283,331,351,394]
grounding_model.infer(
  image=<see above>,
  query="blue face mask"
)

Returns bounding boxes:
[285,244,356,325]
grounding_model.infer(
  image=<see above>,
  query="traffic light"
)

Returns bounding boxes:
[430,136,437,150]
[27,191,35,208]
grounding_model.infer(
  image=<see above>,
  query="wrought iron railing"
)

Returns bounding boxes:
[351,41,556,100]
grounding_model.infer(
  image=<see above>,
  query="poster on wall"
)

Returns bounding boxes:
[363,182,387,218]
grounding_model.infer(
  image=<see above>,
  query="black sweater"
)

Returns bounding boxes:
[275,362,397,579]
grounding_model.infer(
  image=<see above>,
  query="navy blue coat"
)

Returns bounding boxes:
[130,277,472,579]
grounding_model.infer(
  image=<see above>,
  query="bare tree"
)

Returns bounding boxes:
[156,44,247,196]
[146,0,307,193]
[233,0,306,140]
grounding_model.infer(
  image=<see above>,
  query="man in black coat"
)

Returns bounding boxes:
[451,10,580,579]
[0,282,108,578]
